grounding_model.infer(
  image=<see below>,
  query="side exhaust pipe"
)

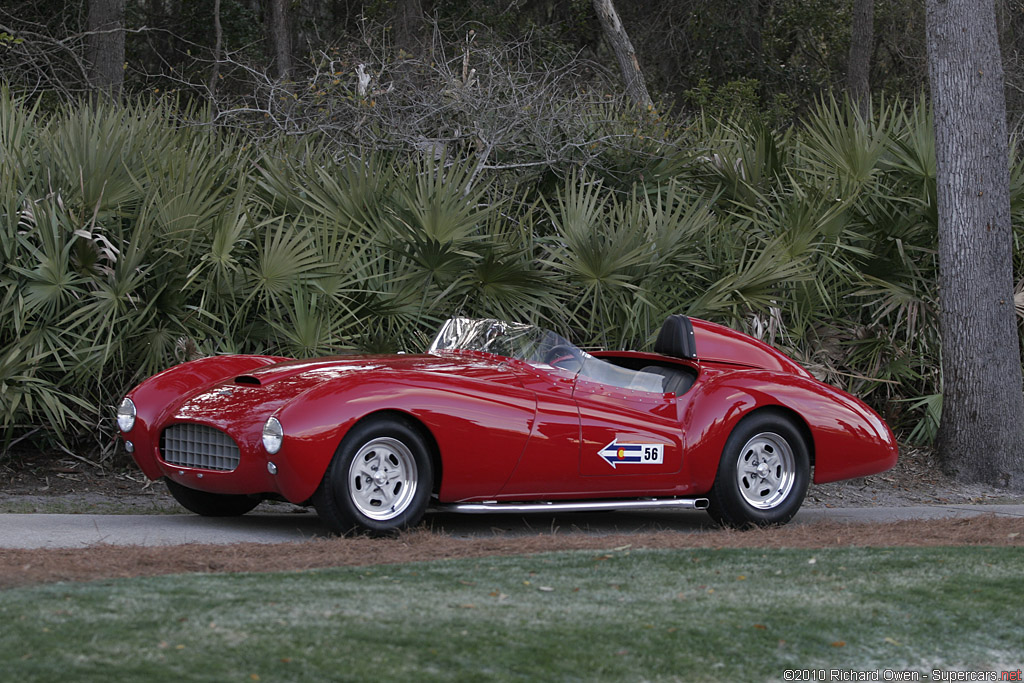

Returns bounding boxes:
[438,498,709,515]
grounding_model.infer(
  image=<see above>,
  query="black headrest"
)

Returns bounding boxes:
[654,315,697,359]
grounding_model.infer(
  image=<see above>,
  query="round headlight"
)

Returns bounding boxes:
[116,397,136,432]
[262,417,283,454]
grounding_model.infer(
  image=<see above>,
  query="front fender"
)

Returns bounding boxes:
[123,355,288,479]
[271,374,536,503]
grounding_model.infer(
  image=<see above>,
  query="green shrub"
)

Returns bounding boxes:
[3,88,1017,459]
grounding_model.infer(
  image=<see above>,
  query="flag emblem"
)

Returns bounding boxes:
[599,441,665,468]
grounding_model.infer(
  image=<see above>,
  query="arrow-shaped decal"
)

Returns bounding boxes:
[598,441,665,469]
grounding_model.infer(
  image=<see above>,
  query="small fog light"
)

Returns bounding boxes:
[117,397,136,432]
[124,440,135,454]
[262,417,283,454]
[267,461,278,475]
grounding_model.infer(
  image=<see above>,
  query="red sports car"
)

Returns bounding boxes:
[116,315,897,534]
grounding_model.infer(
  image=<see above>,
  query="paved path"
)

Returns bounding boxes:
[1,504,1022,549]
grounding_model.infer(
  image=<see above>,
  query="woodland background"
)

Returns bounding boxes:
[2,0,1024,467]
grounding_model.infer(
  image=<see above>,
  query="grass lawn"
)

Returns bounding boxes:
[1,546,1021,682]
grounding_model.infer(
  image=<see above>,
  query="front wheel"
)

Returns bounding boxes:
[164,478,262,517]
[313,416,434,536]
[706,412,809,527]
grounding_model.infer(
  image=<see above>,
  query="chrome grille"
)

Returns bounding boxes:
[160,424,240,471]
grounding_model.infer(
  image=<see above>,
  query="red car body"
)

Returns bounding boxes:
[118,316,897,532]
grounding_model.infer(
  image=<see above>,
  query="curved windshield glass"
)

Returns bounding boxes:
[428,318,573,364]
[428,318,665,393]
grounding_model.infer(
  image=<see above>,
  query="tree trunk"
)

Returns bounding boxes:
[927,0,1024,490]
[392,0,425,58]
[86,0,126,98]
[266,0,292,80]
[847,0,874,119]
[592,0,652,109]
[208,0,223,98]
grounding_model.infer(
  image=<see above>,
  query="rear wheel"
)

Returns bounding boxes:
[164,478,261,517]
[707,412,809,527]
[313,416,433,536]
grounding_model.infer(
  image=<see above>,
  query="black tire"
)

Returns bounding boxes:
[706,411,810,528]
[313,416,434,536]
[164,478,262,517]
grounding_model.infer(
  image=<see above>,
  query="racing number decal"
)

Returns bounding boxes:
[598,441,665,469]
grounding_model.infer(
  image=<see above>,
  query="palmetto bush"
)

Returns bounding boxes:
[2,88,1020,458]
[0,92,562,456]
[684,96,947,438]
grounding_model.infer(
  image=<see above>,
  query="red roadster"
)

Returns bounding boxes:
[116,315,897,533]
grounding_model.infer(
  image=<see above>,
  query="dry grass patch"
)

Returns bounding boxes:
[2,515,1021,589]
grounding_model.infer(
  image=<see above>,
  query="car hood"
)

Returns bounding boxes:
[165,352,519,431]
[232,352,513,386]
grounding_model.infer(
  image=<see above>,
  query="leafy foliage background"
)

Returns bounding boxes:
[4,3,1024,461]
[5,84,1008,459]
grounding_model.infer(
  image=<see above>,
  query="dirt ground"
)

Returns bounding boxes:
[1,447,1023,590]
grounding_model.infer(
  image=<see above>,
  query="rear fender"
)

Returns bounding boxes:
[682,369,896,491]
[681,374,760,493]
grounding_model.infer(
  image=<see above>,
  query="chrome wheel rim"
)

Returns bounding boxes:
[735,432,796,510]
[347,437,418,521]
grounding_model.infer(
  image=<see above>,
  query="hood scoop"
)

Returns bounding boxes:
[234,375,262,385]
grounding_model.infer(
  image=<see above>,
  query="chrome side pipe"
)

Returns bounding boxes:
[436,498,709,515]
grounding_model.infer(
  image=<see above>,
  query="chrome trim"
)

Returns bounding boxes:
[347,436,419,522]
[437,498,709,514]
[735,431,796,510]
[160,423,240,472]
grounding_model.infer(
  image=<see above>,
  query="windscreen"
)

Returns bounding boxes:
[429,318,669,394]
[427,318,573,364]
